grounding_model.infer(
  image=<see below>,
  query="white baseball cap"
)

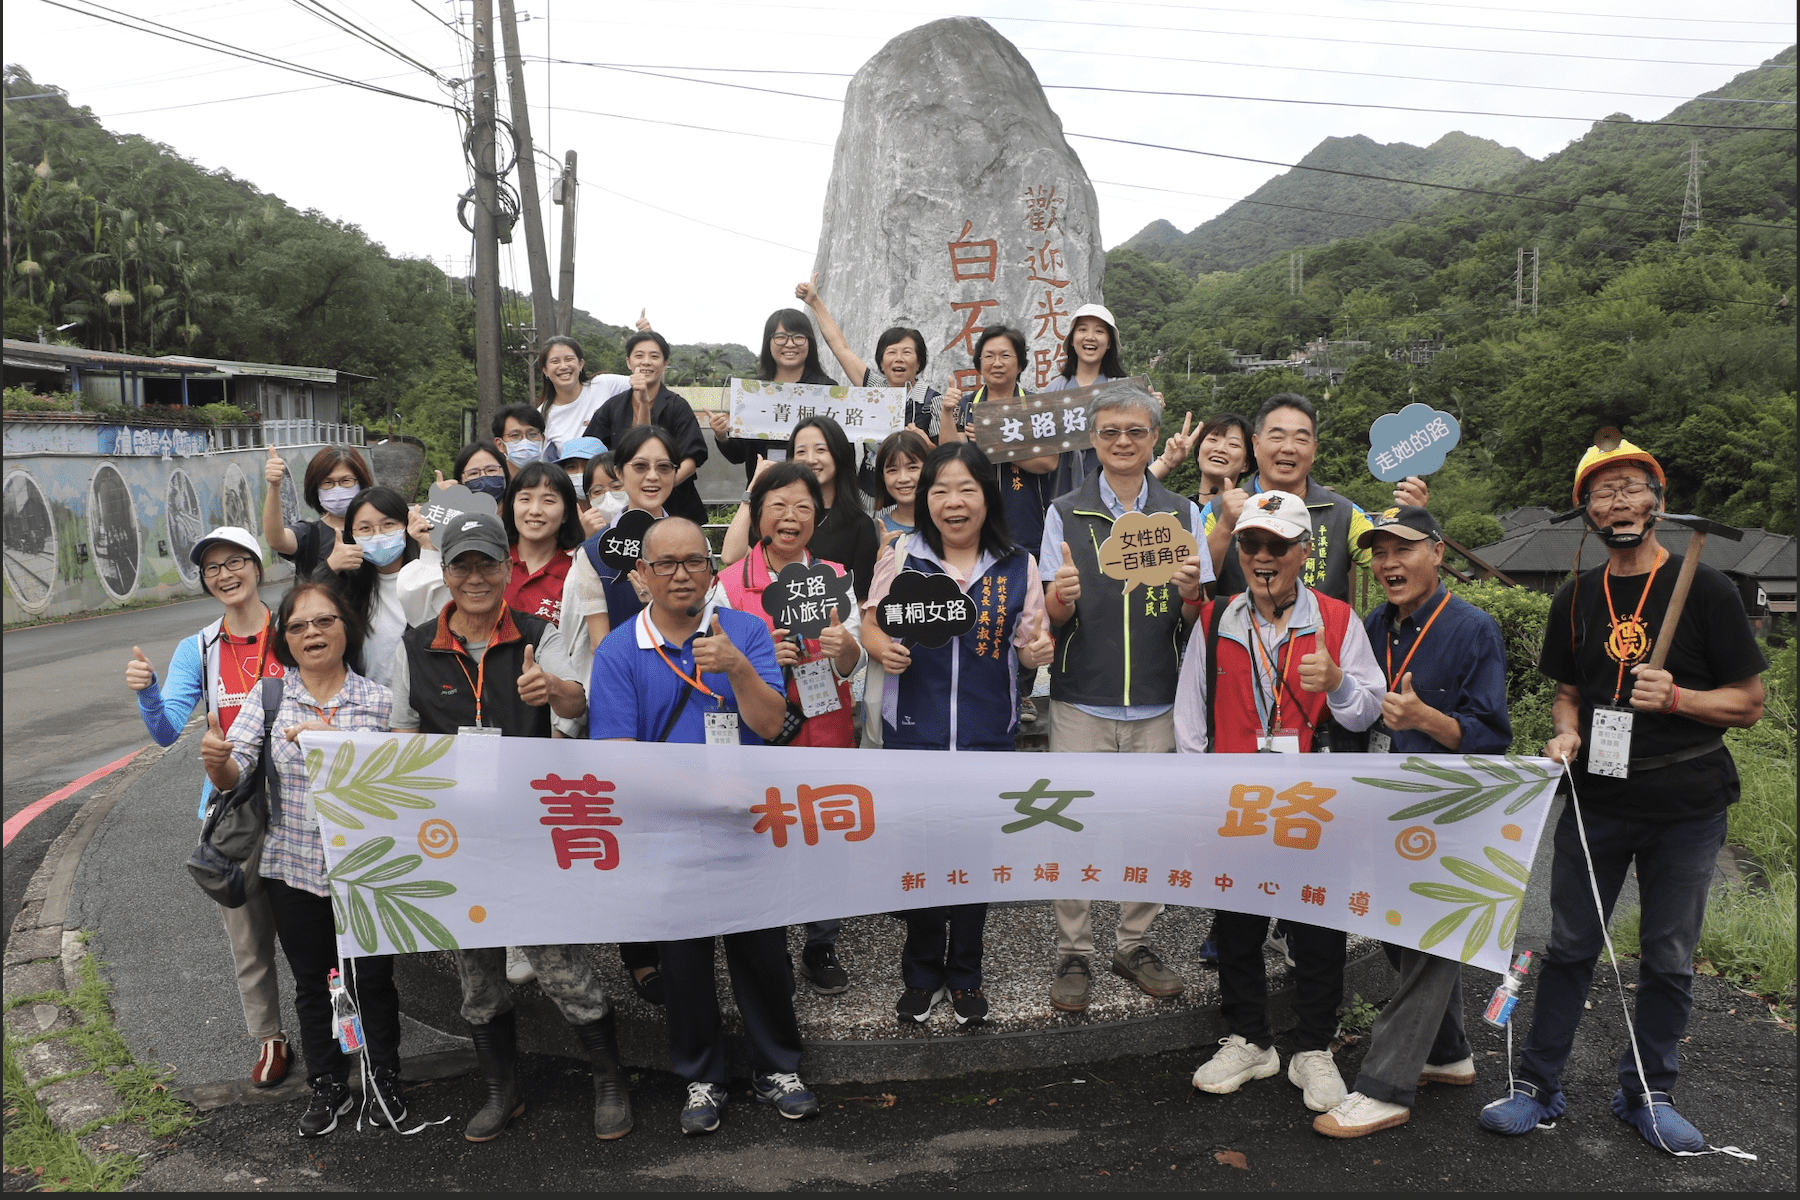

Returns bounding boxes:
[1069,303,1118,331]
[1234,491,1311,543]
[188,525,262,566]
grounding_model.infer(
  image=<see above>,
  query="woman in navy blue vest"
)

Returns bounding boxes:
[861,442,1054,1030]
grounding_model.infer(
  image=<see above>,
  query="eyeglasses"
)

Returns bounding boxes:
[1239,536,1300,556]
[1095,426,1154,443]
[352,522,402,539]
[201,553,258,578]
[770,333,809,346]
[587,486,618,502]
[463,465,506,480]
[444,560,507,580]
[285,614,342,635]
[646,555,715,577]
[763,502,816,521]
[624,459,676,477]
[1588,482,1651,504]
[319,474,362,490]
[500,429,545,443]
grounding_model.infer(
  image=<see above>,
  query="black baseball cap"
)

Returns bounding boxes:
[1358,505,1443,548]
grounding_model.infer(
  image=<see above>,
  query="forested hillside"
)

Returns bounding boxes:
[1106,49,1797,542]
[1120,132,1531,274]
[2,66,752,481]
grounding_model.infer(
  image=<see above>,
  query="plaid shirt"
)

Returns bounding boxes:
[226,667,392,897]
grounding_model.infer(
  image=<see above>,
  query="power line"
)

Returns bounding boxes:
[1069,132,1799,232]
[286,0,446,82]
[545,103,831,147]
[585,182,811,255]
[1258,0,1796,27]
[407,0,468,40]
[33,0,460,111]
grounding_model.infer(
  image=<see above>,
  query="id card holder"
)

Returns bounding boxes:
[1260,727,1303,754]
[459,725,502,737]
[1368,722,1394,755]
[793,659,841,718]
[1588,705,1633,778]
[704,710,740,746]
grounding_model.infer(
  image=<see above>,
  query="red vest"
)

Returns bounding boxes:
[1198,591,1355,753]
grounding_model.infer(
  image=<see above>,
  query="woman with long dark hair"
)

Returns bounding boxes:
[535,313,652,454]
[316,486,419,688]
[707,308,839,486]
[795,277,940,443]
[860,441,1052,1029]
[722,414,879,602]
[580,331,709,525]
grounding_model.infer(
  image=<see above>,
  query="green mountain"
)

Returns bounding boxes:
[1119,132,1533,274]
[1103,47,1797,540]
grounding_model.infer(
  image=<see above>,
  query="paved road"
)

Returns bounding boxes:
[1,584,284,944]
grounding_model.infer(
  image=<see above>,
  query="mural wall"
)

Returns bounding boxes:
[3,446,314,623]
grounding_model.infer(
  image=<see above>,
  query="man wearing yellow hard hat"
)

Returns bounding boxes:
[1479,431,1769,1154]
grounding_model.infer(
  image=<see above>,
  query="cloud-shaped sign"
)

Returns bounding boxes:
[1097,510,1200,594]
[1367,402,1462,482]
[596,508,656,572]
[417,483,498,534]
[874,570,978,648]
[762,560,853,640]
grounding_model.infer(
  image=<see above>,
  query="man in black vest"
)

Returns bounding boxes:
[388,513,631,1144]
[1039,381,1213,1012]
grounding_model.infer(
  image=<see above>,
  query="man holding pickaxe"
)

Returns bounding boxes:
[1480,432,1768,1154]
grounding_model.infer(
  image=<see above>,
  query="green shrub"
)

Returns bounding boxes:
[1443,512,1505,549]
[1446,579,1556,755]
[2,385,78,413]
[189,402,249,426]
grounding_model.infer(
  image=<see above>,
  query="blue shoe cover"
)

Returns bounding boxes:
[1613,1089,1705,1154]
[1479,1081,1567,1135]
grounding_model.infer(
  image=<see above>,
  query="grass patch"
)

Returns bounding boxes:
[2,940,195,1189]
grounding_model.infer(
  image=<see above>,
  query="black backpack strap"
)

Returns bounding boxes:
[655,683,696,743]
[258,676,285,824]
[1205,598,1225,753]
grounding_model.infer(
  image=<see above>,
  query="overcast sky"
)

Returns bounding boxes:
[7,0,1794,344]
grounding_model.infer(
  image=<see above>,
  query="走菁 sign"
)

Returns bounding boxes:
[302,733,1557,975]
[727,379,904,445]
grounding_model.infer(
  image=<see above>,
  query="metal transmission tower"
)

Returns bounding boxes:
[1679,140,1706,242]
[1288,250,1304,295]
[1515,247,1538,315]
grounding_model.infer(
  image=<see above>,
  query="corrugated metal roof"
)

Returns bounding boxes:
[1472,522,1796,581]
[3,339,211,373]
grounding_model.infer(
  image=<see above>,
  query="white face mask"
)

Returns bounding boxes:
[567,472,584,495]
[594,490,628,526]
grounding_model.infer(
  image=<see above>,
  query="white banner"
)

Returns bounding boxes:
[299,736,1557,975]
[726,378,904,445]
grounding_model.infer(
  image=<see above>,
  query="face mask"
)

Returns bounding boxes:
[506,439,543,467]
[466,474,508,499]
[359,529,407,566]
[567,472,584,495]
[595,490,627,526]
[319,485,360,515]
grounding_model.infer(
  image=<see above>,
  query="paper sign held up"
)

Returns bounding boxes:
[1097,511,1199,594]
[728,378,905,445]
[969,375,1151,464]
[1367,402,1461,482]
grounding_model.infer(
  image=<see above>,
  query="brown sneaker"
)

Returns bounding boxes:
[1111,945,1184,998]
[1049,955,1092,1011]
[250,1035,290,1088]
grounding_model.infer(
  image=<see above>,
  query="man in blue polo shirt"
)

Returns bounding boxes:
[587,516,820,1136]
[1313,504,1511,1139]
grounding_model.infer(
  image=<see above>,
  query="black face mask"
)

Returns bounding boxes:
[1580,503,1659,549]
[466,475,507,500]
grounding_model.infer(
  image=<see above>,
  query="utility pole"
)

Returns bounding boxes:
[1531,246,1539,317]
[1679,140,1705,242]
[471,0,505,437]
[497,0,556,349]
[554,150,578,337]
[1515,247,1524,309]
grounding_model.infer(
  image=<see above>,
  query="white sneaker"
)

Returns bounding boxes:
[1313,1091,1411,1138]
[1418,1055,1476,1086]
[1191,1035,1281,1094]
[1288,1049,1348,1112]
[505,946,537,985]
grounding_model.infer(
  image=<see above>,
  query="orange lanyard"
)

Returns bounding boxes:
[652,639,722,702]
[453,653,488,725]
[226,613,272,697]
[1248,618,1296,732]
[1601,548,1667,704]
[304,702,340,725]
[1385,590,1452,688]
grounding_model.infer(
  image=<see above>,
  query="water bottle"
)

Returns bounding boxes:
[1482,950,1534,1028]
[328,968,365,1053]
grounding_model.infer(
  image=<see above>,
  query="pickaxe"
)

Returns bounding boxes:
[1647,513,1744,670]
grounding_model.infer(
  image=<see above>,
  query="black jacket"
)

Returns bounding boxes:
[582,386,709,526]
[402,604,553,738]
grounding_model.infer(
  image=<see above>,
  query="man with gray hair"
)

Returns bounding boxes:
[1038,381,1214,1011]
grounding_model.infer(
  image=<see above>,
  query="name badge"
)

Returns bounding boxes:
[1368,723,1394,755]
[1588,705,1633,778]
[458,725,502,737]
[704,710,740,746]
[793,659,841,718]
[1260,728,1303,754]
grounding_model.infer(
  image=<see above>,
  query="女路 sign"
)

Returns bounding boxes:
[301,733,1556,975]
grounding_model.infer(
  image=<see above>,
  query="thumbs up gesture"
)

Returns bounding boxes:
[517,643,550,707]
[264,445,286,484]
[817,607,854,663]
[635,307,651,333]
[324,530,364,574]
[1382,670,1430,731]
[201,711,233,772]
[1051,541,1081,609]
[795,273,820,306]
[691,613,742,677]
[1298,639,1343,694]
[1018,618,1056,670]
[126,646,155,691]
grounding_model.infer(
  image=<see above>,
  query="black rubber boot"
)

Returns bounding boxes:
[571,1010,634,1139]
[464,1010,524,1142]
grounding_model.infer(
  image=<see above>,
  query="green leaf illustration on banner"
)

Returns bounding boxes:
[309,734,457,830]
[327,834,459,953]
[1408,846,1529,962]
[1355,755,1554,825]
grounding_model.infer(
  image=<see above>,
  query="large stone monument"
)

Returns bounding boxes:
[810,18,1104,394]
